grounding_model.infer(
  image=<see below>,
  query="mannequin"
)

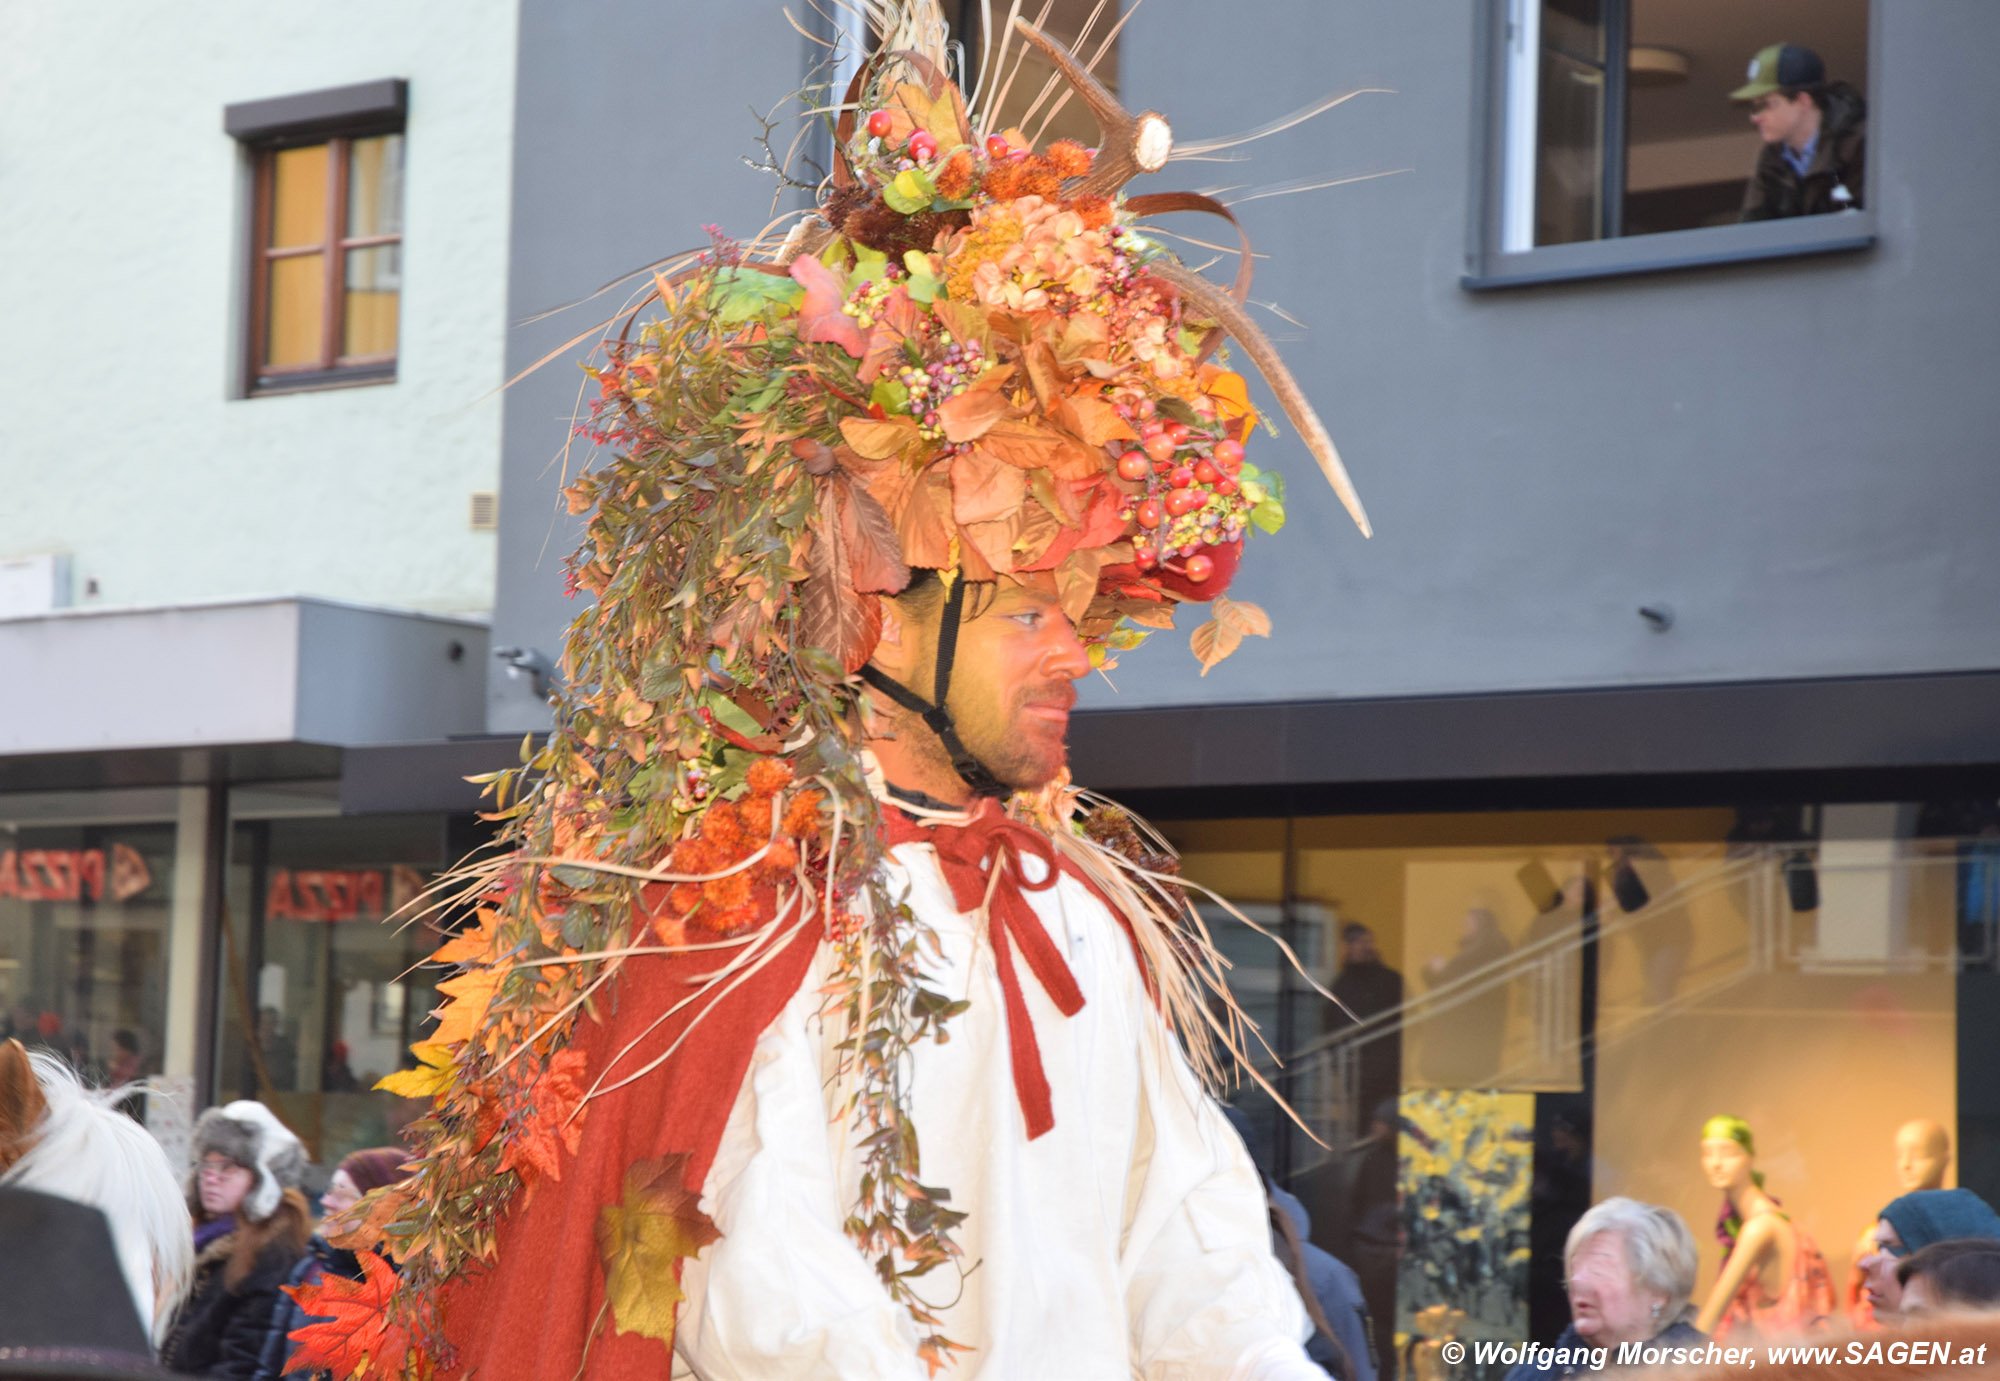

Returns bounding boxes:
[1693,1115,1835,1338]
[1845,1121,1951,1326]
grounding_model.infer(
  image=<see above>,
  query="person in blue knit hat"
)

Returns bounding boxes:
[1856,1187,2000,1319]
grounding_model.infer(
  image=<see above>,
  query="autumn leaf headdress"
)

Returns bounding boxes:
[299,4,1370,1376]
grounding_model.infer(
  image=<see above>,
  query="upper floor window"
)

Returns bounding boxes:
[1470,1,1873,288]
[225,80,407,394]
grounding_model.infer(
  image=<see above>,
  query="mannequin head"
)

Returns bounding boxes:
[1700,1115,1763,1197]
[1894,1120,1951,1193]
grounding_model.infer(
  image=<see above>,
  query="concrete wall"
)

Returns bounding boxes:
[487,0,2000,728]
[0,2,517,617]
[1102,0,2000,709]
[489,0,815,731]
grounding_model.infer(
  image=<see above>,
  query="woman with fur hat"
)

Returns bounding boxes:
[160,1101,311,1379]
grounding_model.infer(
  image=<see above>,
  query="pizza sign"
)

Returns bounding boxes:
[265,865,427,923]
[0,845,153,904]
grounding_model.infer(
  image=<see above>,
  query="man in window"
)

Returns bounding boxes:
[1733,43,1866,222]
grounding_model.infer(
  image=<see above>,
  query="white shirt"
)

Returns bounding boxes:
[673,837,1322,1381]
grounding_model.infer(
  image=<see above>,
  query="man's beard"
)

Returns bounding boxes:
[944,678,1077,791]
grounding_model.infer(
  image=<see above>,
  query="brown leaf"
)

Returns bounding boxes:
[1189,617,1243,676]
[833,476,910,594]
[935,389,1014,445]
[970,416,1064,472]
[840,415,926,463]
[948,449,1028,526]
[897,466,957,569]
[1054,391,1136,449]
[858,291,927,386]
[801,516,885,673]
[595,1154,722,1343]
[1054,548,1106,623]
[1213,596,1273,639]
[1021,340,1069,411]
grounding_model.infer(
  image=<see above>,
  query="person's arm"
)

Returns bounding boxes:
[1122,1022,1323,1381]
[1694,1213,1783,1334]
[672,963,928,1381]
[1740,151,1781,222]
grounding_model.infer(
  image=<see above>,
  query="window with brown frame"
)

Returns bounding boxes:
[248,131,403,391]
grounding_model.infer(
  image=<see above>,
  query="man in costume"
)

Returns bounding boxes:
[292,5,1372,1377]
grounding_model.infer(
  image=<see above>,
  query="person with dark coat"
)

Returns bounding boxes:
[254,1147,414,1381]
[160,1101,312,1380]
[1732,43,1865,221]
[1328,923,1403,1123]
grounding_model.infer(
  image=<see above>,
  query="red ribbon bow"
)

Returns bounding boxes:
[885,799,1086,1140]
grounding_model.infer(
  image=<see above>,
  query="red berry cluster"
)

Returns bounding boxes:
[1114,408,1249,584]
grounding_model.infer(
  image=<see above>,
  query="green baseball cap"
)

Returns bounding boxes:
[1731,43,1826,101]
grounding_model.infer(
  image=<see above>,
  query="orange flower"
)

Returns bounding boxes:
[1045,140,1093,178]
[666,882,702,916]
[1068,195,1114,230]
[760,839,799,876]
[698,801,746,853]
[702,872,752,912]
[745,759,794,796]
[935,148,976,200]
[782,789,825,837]
[983,159,1027,202]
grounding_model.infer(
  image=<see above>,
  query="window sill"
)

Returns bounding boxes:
[1462,212,1874,291]
[247,364,397,398]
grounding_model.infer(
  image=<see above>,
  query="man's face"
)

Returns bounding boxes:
[1748,91,1815,147]
[1343,930,1379,966]
[932,576,1090,792]
[1859,1218,1908,1314]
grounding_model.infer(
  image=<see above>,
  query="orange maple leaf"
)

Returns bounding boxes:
[284,1249,409,1376]
[430,966,504,1048]
[430,906,501,967]
[499,1048,590,1187]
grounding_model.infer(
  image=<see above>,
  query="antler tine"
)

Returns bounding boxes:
[1010,17,1171,198]
[1148,259,1372,537]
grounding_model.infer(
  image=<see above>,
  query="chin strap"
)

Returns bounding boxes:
[859,577,1012,799]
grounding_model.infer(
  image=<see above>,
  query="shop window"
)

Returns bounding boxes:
[1470,0,1874,287]
[225,80,406,393]
[0,794,182,1121]
[217,798,455,1165]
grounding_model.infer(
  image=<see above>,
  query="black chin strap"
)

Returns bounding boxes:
[859,577,1012,799]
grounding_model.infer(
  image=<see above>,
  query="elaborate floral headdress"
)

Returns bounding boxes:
[293,5,1368,1376]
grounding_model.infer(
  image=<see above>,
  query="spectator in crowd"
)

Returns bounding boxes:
[1329,922,1403,1122]
[256,1146,416,1380]
[1899,1239,2000,1315]
[1857,1187,2000,1319]
[108,1028,146,1087]
[1733,43,1866,221]
[1507,1197,1704,1380]
[161,1101,311,1379]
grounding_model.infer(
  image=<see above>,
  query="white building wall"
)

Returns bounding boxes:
[0,3,517,617]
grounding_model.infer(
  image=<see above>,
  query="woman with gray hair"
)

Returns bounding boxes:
[1506,1197,1707,1379]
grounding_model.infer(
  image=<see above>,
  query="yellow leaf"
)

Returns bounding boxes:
[430,907,501,966]
[595,1154,722,1342]
[374,1042,454,1100]
[430,967,504,1048]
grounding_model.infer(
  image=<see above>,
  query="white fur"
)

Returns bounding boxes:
[1,1052,194,1344]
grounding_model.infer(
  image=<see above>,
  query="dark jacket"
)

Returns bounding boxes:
[162,1230,308,1380]
[253,1235,358,1381]
[1504,1319,1705,1381]
[1741,83,1866,221]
